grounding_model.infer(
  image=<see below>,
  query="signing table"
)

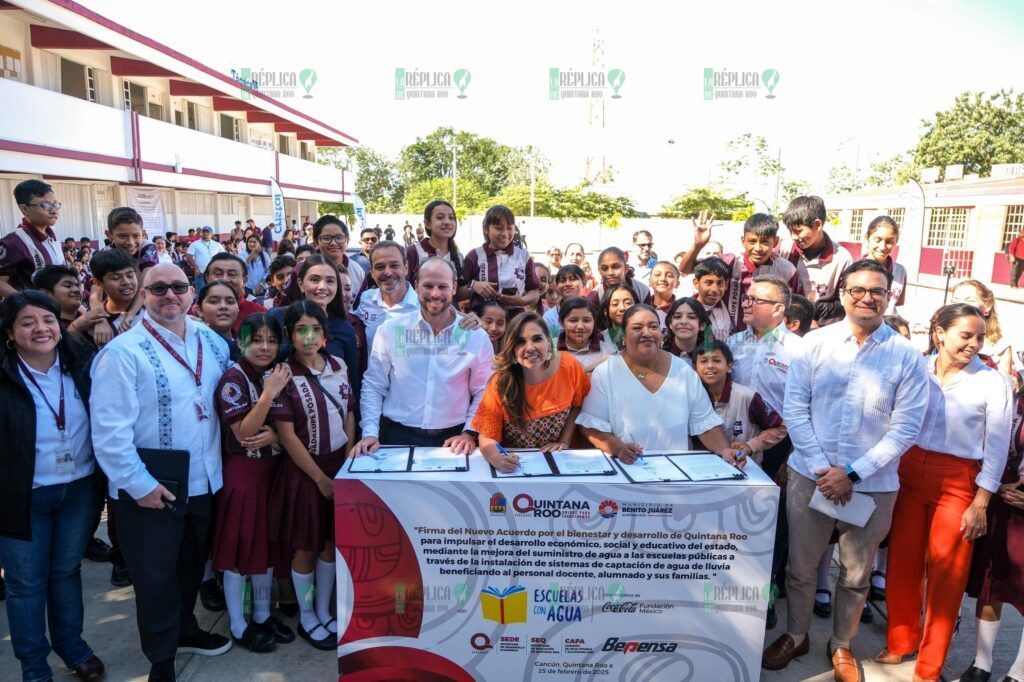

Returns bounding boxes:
[333,449,779,681]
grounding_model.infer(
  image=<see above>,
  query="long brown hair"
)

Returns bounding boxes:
[953,279,1001,344]
[493,312,552,431]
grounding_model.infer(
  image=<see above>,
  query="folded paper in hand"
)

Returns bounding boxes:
[809,488,876,528]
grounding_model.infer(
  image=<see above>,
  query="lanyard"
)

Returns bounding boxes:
[17,356,66,431]
[142,319,203,388]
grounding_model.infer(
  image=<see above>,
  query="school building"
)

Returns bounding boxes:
[827,166,1024,317]
[0,0,356,241]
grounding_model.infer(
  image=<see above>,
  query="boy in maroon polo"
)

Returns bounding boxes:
[0,180,64,298]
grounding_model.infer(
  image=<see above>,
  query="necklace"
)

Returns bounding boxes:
[625,356,653,381]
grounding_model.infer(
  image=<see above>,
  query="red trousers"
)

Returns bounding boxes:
[886,446,980,680]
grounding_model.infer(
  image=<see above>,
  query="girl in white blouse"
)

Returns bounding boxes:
[576,304,742,465]
[877,303,1013,681]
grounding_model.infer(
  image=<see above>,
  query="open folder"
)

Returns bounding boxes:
[809,488,876,528]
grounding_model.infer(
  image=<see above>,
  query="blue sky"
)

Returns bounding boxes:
[84,0,1024,211]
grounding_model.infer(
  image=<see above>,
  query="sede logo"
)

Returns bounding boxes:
[602,637,679,654]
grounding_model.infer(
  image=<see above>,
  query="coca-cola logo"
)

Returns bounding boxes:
[602,601,638,613]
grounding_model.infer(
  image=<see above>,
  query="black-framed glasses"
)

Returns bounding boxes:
[741,294,783,306]
[25,201,61,211]
[144,282,190,296]
[318,235,348,244]
[842,287,889,301]
[360,236,379,244]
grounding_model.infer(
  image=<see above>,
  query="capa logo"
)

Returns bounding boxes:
[470,633,493,650]
[602,637,679,654]
[512,493,591,518]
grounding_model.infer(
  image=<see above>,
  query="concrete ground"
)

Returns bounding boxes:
[1,528,1021,681]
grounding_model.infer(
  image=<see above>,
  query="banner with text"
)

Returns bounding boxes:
[334,478,777,681]
[126,187,168,234]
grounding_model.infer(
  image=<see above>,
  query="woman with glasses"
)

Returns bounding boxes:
[311,215,365,295]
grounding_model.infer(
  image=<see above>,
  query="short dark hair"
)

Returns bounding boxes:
[751,274,792,308]
[632,229,653,243]
[296,244,316,259]
[782,195,827,228]
[557,295,598,324]
[32,265,78,292]
[359,227,377,238]
[694,256,730,281]
[268,254,296,275]
[14,179,53,206]
[312,215,349,241]
[555,264,585,283]
[482,204,515,229]
[370,239,407,265]
[839,258,893,289]
[89,249,135,282]
[197,279,237,305]
[238,313,283,350]
[107,207,143,232]
[884,314,910,334]
[785,295,813,334]
[205,252,247,277]
[234,220,242,226]
[694,339,734,364]
[814,296,846,324]
[743,213,780,239]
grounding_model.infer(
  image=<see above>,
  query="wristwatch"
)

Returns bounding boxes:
[844,464,861,484]
[463,429,480,445]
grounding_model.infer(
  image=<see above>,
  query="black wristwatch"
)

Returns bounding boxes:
[844,464,861,484]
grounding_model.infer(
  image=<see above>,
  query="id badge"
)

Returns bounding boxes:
[55,447,75,476]
[194,393,210,422]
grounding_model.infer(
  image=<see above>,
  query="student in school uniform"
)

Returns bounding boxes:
[405,201,467,299]
[87,208,159,340]
[862,216,906,315]
[212,314,295,653]
[555,297,617,374]
[81,249,143,349]
[264,255,295,308]
[462,205,542,319]
[203,253,268,335]
[478,300,508,354]
[473,312,590,472]
[663,297,711,367]
[679,213,809,335]
[876,303,1012,682]
[0,180,65,298]
[269,255,360,400]
[690,257,734,342]
[543,265,586,338]
[780,195,854,302]
[694,341,787,465]
[197,281,241,361]
[784,295,814,337]
[32,265,108,338]
[649,261,681,327]
[268,301,356,651]
[352,258,493,455]
[586,246,651,311]
[598,285,636,350]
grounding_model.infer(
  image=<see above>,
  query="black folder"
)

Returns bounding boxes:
[128,448,191,511]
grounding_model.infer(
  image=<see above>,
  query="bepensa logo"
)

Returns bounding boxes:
[602,637,679,653]
[470,633,492,651]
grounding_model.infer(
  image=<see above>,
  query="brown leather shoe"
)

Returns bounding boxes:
[762,633,809,670]
[874,648,913,665]
[73,654,105,681]
[828,644,861,682]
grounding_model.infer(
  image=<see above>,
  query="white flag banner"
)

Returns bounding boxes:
[270,178,286,235]
[352,194,367,230]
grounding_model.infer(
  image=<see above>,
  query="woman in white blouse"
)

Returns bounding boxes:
[576,304,742,465]
[876,303,1012,681]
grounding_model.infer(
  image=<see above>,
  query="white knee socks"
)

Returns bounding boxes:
[1008,626,1024,680]
[222,570,248,639]
[251,570,273,625]
[292,569,321,633]
[315,558,336,633]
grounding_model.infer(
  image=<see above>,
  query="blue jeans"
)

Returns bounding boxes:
[0,476,97,682]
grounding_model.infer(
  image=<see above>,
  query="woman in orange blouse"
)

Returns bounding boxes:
[472,312,590,473]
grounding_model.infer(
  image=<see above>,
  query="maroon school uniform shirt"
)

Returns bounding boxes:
[462,242,541,318]
[0,219,63,291]
[102,240,159,273]
[405,237,465,285]
[215,359,278,460]
[269,353,354,457]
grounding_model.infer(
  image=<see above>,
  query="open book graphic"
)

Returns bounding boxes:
[480,585,528,624]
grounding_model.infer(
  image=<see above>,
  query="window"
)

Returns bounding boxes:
[174,109,183,126]
[278,134,291,155]
[1002,206,1024,250]
[85,67,96,102]
[122,80,146,116]
[148,102,163,121]
[219,114,240,141]
[186,101,199,130]
[926,207,969,248]
[178,192,216,215]
[885,208,904,230]
[300,141,314,161]
[849,209,865,242]
[60,58,88,100]
[219,195,245,215]
[251,197,272,214]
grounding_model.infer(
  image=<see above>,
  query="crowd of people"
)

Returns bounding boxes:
[0,178,1022,682]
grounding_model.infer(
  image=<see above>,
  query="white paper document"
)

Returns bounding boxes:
[809,488,877,528]
[552,450,615,475]
[669,454,746,481]
[410,447,468,472]
[493,450,555,477]
[619,455,688,482]
[348,447,411,473]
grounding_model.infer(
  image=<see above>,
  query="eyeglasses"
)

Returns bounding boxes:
[360,237,379,244]
[318,235,348,244]
[741,295,783,306]
[842,287,889,301]
[25,201,62,211]
[144,282,190,296]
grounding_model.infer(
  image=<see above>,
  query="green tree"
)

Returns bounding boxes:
[864,153,920,187]
[548,185,640,223]
[718,134,806,212]
[316,146,404,213]
[400,127,518,197]
[659,187,755,220]
[914,89,1024,177]
[489,182,556,217]
[827,162,864,195]
[402,177,489,220]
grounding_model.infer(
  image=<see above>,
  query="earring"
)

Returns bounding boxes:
[5,339,13,350]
